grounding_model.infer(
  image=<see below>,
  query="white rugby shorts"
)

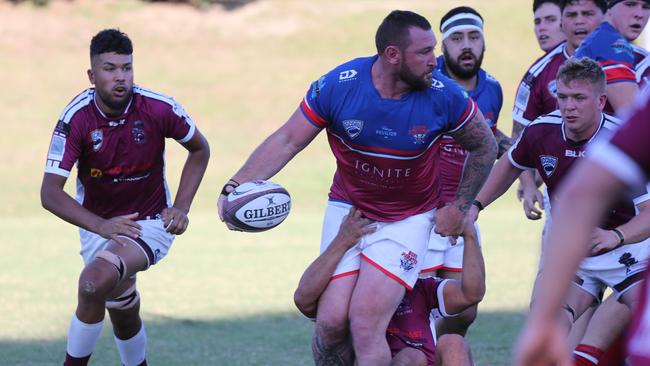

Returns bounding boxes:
[421,222,481,273]
[573,239,650,300]
[79,218,175,268]
[320,201,434,290]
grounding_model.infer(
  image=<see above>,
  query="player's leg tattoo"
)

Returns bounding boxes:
[312,331,354,366]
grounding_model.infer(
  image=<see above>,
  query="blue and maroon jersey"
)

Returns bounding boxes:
[633,44,650,90]
[508,111,644,238]
[436,55,503,204]
[575,22,636,113]
[387,277,451,366]
[300,55,477,222]
[587,92,650,365]
[44,86,195,221]
[512,42,569,127]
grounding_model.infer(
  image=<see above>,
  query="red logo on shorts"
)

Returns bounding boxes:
[400,251,418,271]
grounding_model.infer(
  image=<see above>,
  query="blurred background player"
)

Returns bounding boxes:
[422,6,507,338]
[40,29,210,366]
[217,10,497,366]
[294,207,485,366]
[513,70,650,366]
[533,0,567,52]
[470,57,650,366]
[575,0,650,114]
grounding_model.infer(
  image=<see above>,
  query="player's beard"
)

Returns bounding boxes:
[444,46,484,80]
[399,63,432,91]
[96,87,133,115]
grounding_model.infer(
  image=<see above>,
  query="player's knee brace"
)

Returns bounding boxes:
[96,250,127,281]
[106,283,140,310]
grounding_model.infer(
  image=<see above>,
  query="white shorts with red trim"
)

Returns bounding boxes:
[79,218,175,268]
[573,239,650,300]
[421,223,481,273]
[320,201,434,290]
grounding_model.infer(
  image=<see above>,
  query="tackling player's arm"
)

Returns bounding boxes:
[162,129,210,235]
[40,173,141,241]
[494,128,513,158]
[436,110,497,236]
[607,82,639,114]
[218,108,321,221]
[590,190,650,254]
[293,207,375,318]
[440,220,485,315]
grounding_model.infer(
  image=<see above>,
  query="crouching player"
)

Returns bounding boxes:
[294,207,485,366]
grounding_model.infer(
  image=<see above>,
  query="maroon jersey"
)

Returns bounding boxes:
[508,111,638,233]
[44,86,195,221]
[587,92,650,366]
[512,42,568,127]
[387,277,449,365]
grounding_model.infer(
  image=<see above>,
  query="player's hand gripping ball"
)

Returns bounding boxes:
[222,180,291,232]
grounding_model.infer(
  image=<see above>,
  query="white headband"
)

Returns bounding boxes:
[441,13,484,40]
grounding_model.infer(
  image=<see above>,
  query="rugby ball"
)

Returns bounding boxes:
[222,180,291,232]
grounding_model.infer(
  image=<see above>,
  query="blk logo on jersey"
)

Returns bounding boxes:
[342,119,364,139]
[132,120,146,144]
[540,155,558,177]
[90,129,103,152]
[400,251,418,271]
[339,69,357,81]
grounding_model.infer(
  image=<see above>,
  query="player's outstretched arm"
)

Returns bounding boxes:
[440,220,485,315]
[163,129,210,235]
[436,110,497,236]
[217,108,322,222]
[40,173,141,240]
[468,153,525,222]
[294,207,375,318]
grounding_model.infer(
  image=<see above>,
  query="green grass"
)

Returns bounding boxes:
[1,0,548,364]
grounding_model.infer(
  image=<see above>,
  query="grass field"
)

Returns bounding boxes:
[1,0,547,364]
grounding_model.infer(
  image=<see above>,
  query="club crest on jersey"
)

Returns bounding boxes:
[547,80,557,97]
[408,125,428,145]
[342,119,364,139]
[400,251,418,271]
[540,155,558,177]
[132,120,146,144]
[90,129,103,151]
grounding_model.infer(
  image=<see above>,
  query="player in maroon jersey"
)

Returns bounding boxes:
[294,207,484,366]
[40,29,210,366]
[513,76,650,366]
[472,57,650,366]
[533,0,567,52]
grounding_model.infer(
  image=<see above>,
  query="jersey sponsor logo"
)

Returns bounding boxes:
[54,120,70,135]
[90,168,103,178]
[540,155,558,177]
[399,250,418,271]
[310,76,327,98]
[547,79,558,97]
[342,119,364,139]
[565,149,585,158]
[408,125,428,145]
[132,120,146,144]
[431,78,445,89]
[619,252,639,275]
[515,82,531,110]
[48,135,66,160]
[375,126,397,139]
[354,159,412,179]
[338,69,357,81]
[90,129,103,152]
[612,39,633,57]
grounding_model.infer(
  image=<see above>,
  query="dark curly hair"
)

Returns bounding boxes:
[90,29,133,57]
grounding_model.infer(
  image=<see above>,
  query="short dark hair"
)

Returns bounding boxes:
[533,0,561,12]
[556,57,606,93]
[90,29,133,57]
[375,10,432,54]
[440,6,484,32]
[559,0,607,13]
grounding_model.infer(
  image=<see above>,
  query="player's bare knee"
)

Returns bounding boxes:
[391,348,427,366]
[438,334,470,357]
[78,263,119,300]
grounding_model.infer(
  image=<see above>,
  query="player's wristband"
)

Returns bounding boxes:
[472,199,485,211]
[220,179,240,196]
[612,228,625,245]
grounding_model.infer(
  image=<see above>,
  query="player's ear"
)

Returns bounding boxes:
[598,93,607,110]
[87,69,95,85]
[384,45,401,65]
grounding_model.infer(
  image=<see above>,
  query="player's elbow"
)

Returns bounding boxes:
[293,288,317,319]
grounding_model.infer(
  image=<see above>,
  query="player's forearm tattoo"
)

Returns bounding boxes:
[511,121,525,140]
[494,129,513,158]
[312,333,355,366]
[451,113,498,211]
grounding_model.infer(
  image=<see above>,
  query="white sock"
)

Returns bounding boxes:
[66,314,104,358]
[114,324,147,366]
